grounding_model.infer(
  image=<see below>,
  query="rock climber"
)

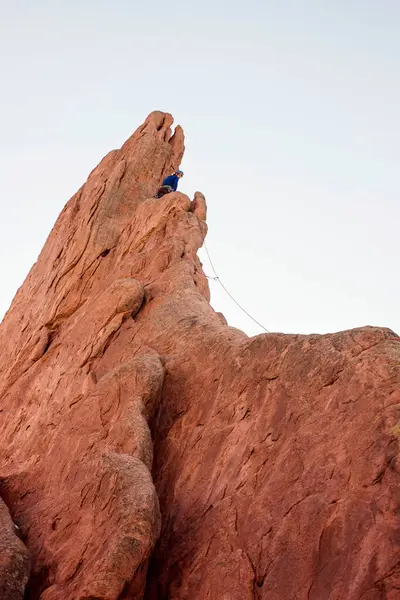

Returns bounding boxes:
[155,170,184,198]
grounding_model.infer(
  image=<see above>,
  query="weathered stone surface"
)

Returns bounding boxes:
[190,191,207,222]
[144,326,400,600]
[0,111,400,599]
[0,112,181,599]
[0,495,30,600]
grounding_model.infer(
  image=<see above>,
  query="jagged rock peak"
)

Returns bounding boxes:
[0,112,400,600]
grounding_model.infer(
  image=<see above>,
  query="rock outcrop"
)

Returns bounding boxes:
[0,496,30,600]
[0,111,399,599]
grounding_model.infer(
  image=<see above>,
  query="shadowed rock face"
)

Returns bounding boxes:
[0,112,400,599]
[0,496,30,600]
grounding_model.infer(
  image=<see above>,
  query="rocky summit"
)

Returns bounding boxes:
[0,112,399,599]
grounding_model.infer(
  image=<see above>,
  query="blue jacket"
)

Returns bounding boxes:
[162,174,179,192]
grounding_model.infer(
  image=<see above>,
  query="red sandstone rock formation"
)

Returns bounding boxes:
[0,496,30,600]
[0,112,400,599]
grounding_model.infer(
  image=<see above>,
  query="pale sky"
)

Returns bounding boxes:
[1,1,399,336]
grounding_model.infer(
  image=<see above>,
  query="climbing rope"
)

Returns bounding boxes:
[203,240,270,333]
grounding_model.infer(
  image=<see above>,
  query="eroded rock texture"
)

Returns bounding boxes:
[0,496,30,600]
[0,111,400,599]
